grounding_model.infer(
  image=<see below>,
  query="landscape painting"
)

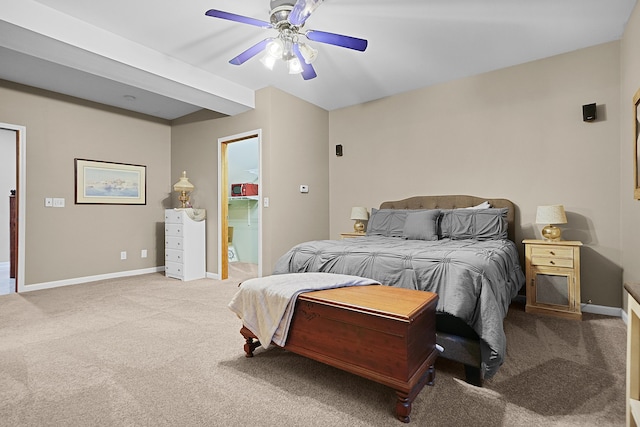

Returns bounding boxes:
[75,159,146,205]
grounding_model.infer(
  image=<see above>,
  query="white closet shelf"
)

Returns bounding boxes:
[229,196,259,201]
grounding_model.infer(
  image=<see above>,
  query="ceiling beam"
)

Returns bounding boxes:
[0,0,254,116]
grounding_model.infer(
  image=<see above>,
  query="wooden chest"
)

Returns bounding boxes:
[241,285,438,422]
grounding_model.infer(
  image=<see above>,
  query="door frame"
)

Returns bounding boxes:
[1,123,26,292]
[217,129,262,280]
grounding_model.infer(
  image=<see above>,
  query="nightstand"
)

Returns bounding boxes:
[340,232,366,239]
[523,239,582,320]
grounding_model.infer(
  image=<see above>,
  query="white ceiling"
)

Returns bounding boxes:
[0,0,636,120]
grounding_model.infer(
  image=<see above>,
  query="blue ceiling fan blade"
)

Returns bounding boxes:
[205,9,272,29]
[288,0,324,27]
[305,30,368,52]
[229,38,271,65]
[293,44,317,80]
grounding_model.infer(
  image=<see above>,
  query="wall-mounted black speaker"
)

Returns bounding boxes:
[582,103,597,122]
[336,144,343,157]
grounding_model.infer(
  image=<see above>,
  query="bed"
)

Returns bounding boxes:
[272,195,525,385]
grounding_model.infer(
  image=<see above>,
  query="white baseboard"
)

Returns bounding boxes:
[207,272,221,280]
[19,267,165,293]
[581,303,624,318]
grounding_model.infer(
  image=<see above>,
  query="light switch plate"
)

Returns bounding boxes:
[44,198,53,207]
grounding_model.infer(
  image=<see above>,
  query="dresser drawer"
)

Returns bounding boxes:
[165,249,183,264]
[165,224,183,237]
[530,246,573,259]
[165,236,184,250]
[530,256,573,268]
[165,209,184,224]
[165,261,184,279]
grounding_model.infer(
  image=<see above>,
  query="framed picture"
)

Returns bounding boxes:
[74,159,146,205]
[635,88,640,200]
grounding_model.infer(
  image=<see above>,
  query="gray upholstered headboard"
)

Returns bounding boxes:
[379,195,516,241]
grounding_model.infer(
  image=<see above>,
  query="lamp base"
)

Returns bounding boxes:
[178,191,190,209]
[354,221,365,233]
[541,224,562,241]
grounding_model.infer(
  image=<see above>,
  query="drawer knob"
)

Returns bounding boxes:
[549,260,555,265]
[549,251,555,255]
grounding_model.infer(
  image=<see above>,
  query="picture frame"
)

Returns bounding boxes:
[74,159,146,205]
[635,88,640,200]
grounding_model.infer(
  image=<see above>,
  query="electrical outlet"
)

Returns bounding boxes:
[53,198,65,208]
[263,197,269,207]
[120,251,127,260]
[141,249,147,258]
[300,185,309,193]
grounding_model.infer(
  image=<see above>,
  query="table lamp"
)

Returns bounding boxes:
[350,207,368,233]
[535,205,567,241]
[173,171,194,208]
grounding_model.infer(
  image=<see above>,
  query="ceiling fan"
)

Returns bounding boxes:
[205,0,368,80]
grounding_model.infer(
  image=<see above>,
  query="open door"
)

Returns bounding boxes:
[218,130,262,280]
[1,123,25,294]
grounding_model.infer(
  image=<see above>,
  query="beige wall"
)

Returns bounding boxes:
[329,41,622,308]
[171,87,329,275]
[0,80,171,286]
[620,2,640,307]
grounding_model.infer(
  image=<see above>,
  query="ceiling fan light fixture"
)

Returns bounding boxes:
[265,38,285,57]
[287,57,303,74]
[299,43,318,64]
[260,53,278,70]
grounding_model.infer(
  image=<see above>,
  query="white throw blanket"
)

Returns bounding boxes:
[228,272,380,349]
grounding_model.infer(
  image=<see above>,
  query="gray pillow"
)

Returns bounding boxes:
[403,210,441,241]
[442,208,508,240]
[366,208,408,237]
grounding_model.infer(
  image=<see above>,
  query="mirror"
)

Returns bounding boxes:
[635,87,640,200]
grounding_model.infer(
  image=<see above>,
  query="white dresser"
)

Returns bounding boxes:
[164,209,206,281]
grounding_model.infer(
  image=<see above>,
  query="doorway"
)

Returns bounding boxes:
[218,130,262,280]
[0,123,25,295]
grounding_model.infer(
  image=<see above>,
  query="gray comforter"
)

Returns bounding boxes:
[273,236,525,378]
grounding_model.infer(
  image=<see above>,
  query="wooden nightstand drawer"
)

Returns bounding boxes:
[530,246,574,259]
[530,256,573,268]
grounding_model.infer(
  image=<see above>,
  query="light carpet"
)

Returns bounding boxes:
[0,264,626,426]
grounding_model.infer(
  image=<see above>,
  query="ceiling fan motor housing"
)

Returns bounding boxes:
[270,0,296,28]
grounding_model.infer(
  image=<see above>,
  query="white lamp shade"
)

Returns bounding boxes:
[299,43,318,64]
[173,171,194,192]
[535,205,567,225]
[350,207,369,221]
